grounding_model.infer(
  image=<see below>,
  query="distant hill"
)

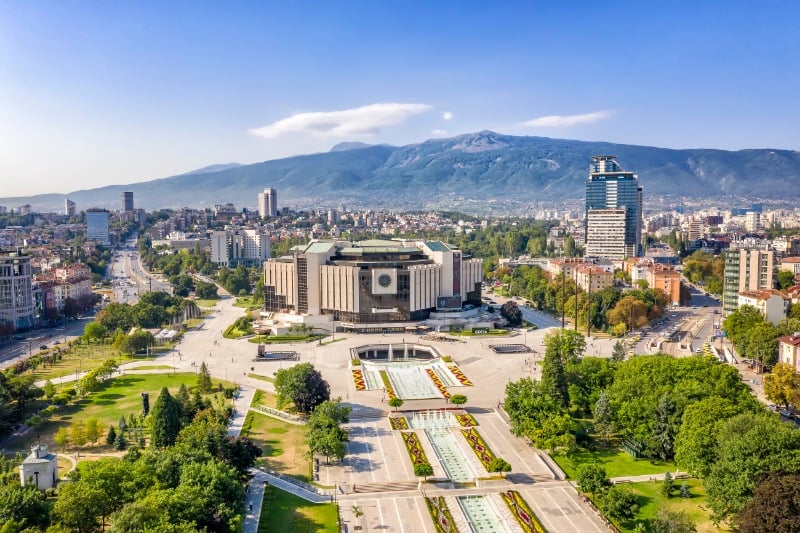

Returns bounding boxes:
[4,131,800,212]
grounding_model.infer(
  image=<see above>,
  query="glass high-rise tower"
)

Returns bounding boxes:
[585,156,643,259]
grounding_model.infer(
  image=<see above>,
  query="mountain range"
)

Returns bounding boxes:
[4,131,800,213]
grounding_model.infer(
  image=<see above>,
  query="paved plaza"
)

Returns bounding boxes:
[116,293,611,532]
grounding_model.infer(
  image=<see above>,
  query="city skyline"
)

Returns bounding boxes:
[2,2,800,196]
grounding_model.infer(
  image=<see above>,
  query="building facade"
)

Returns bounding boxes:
[0,250,35,330]
[262,239,482,323]
[722,248,776,316]
[86,208,110,245]
[585,156,643,259]
[778,333,800,373]
[19,445,57,490]
[258,188,278,218]
[64,198,76,217]
[737,289,788,325]
[211,227,271,267]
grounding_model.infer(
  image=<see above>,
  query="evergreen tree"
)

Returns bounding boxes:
[106,425,116,446]
[197,362,212,393]
[176,383,192,423]
[593,391,614,443]
[114,430,127,450]
[150,387,181,448]
[661,471,675,497]
[541,349,569,408]
[612,340,626,362]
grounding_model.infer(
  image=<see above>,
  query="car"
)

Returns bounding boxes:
[39,345,48,350]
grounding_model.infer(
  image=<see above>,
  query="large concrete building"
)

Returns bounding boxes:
[585,156,643,259]
[64,198,76,217]
[0,250,35,330]
[262,239,482,323]
[86,208,110,245]
[211,227,271,267]
[258,188,278,218]
[722,248,776,317]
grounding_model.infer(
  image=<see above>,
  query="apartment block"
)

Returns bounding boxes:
[723,248,776,317]
[211,227,271,267]
[0,250,35,330]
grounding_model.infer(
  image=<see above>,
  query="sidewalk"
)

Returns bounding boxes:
[242,468,332,533]
[610,471,688,483]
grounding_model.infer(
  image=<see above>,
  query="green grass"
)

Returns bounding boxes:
[554,446,676,479]
[6,373,209,452]
[258,486,338,533]
[249,373,275,384]
[194,298,220,308]
[234,297,262,310]
[252,389,278,409]
[616,479,723,533]
[242,411,309,481]
[247,334,323,344]
[30,342,156,382]
[131,365,174,370]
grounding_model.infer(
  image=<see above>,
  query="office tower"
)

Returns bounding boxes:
[64,198,76,217]
[0,249,35,330]
[257,188,277,218]
[210,228,271,267]
[121,191,134,212]
[722,247,776,317]
[86,208,110,245]
[585,156,643,259]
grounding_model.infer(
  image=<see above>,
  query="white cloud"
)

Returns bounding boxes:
[442,111,454,121]
[249,103,432,139]
[430,129,448,137]
[521,110,613,128]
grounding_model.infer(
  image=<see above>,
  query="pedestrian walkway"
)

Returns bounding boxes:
[228,383,255,436]
[609,471,688,483]
[242,468,332,533]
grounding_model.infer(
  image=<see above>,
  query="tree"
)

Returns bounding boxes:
[777,269,795,290]
[83,322,107,344]
[449,394,467,407]
[0,484,48,530]
[197,362,212,394]
[763,362,800,410]
[652,394,677,461]
[85,418,101,444]
[576,463,609,497]
[414,462,434,480]
[737,471,800,533]
[601,485,639,520]
[306,398,350,464]
[43,379,56,399]
[114,430,127,451]
[650,509,697,533]
[607,296,649,332]
[106,425,117,446]
[54,427,70,447]
[612,340,626,362]
[593,391,614,442]
[150,387,181,448]
[53,481,105,532]
[500,301,522,325]
[541,345,569,407]
[71,420,87,447]
[388,397,404,412]
[679,483,691,499]
[488,457,511,474]
[661,471,675,497]
[274,362,330,413]
[194,281,217,299]
[705,413,800,520]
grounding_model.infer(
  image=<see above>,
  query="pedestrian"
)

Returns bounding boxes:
[249,504,253,512]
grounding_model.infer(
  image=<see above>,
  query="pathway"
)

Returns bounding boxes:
[609,471,688,483]
[242,468,332,533]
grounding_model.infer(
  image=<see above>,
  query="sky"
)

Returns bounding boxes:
[2,1,800,197]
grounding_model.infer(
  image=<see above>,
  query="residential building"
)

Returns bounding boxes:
[86,208,110,245]
[19,445,57,490]
[258,188,278,218]
[121,191,134,212]
[745,211,761,232]
[211,227,270,267]
[585,155,643,259]
[575,265,613,293]
[35,264,93,316]
[647,267,683,306]
[722,248,776,316]
[737,289,788,324]
[779,257,800,276]
[262,239,482,323]
[64,198,76,217]
[0,250,35,330]
[778,333,800,373]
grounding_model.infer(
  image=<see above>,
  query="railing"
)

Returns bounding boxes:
[250,404,305,425]
[256,466,328,496]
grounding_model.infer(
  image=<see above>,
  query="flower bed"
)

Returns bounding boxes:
[426,496,458,533]
[500,490,547,533]
[426,368,451,399]
[448,365,473,386]
[460,427,496,470]
[352,369,366,391]
[455,413,478,427]
[401,431,429,465]
[380,370,398,399]
[389,416,409,430]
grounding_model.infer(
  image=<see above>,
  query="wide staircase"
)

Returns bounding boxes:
[352,481,419,493]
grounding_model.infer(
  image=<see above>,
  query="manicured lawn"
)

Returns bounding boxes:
[252,389,278,408]
[249,373,275,384]
[5,373,220,451]
[243,411,310,481]
[618,479,724,533]
[234,297,261,309]
[258,486,338,533]
[554,446,676,479]
[194,298,220,308]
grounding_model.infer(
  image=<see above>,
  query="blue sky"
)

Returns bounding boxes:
[2,1,799,196]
